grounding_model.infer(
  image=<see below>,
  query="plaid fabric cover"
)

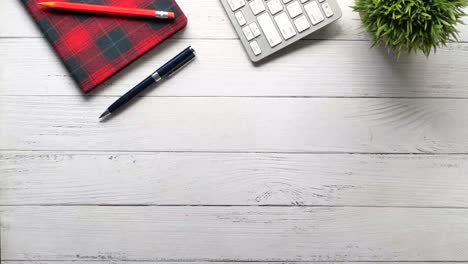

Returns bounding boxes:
[21,0,187,93]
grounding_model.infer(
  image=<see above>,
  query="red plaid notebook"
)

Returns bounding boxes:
[21,0,187,93]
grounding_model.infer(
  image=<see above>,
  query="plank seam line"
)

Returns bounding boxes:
[1,149,468,155]
[3,260,468,263]
[0,36,467,44]
[0,37,372,41]
[3,95,468,99]
[2,205,468,209]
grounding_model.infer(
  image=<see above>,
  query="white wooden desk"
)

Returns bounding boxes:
[1,0,468,262]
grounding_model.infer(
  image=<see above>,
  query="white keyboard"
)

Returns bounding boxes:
[220,0,342,62]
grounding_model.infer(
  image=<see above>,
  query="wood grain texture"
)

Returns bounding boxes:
[2,0,468,261]
[2,0,468,41]
[1,96,468,153]
[2,206,468,261]
[4,262,468,264]
[1,39,468,97]
[2,152,468,207]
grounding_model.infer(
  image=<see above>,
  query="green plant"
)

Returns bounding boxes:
[352,0,467,56]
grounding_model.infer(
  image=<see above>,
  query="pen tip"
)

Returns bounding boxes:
[99,110,111,119]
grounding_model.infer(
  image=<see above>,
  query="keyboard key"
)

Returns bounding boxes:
[249,0,266,15]
[274,12,296,40]
[249,22,262,37]
[250,40,262,55]
[294,15,310,32]
[242,26,255,40]
[227,0,245,11]
[257,13,282,47]
[287,1,303,18]
[304,1,324,25]
[267,0,283,15]
[221,0,342,62]
[234,11,247,26]
[321,2,334,17]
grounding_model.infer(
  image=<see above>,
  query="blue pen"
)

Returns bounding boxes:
[99,46,196,119]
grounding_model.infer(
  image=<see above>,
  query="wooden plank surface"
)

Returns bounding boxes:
[2,206,468,261]
[1,96,468,153]
[1,152,468,207]
[2,0,468,262]
[1,38,468,97]
[2,0,468,41]
[5,262,467,264]
[3,0,363,39]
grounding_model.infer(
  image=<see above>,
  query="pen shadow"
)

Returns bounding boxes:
[98,80,163,122]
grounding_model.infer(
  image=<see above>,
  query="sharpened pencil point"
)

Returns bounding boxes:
[38,2,55,8]
[99,110,111,119]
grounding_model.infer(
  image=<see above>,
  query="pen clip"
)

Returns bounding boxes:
[167,55,196,78]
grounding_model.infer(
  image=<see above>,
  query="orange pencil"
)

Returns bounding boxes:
[38,2,175,19]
